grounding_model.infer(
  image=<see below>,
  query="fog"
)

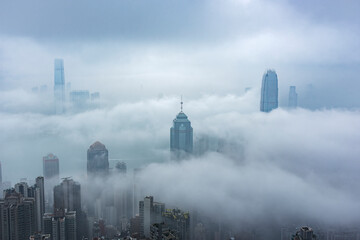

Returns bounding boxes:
[1,92,360,230]
[1,0,360,238]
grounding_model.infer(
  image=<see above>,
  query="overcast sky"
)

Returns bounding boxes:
[0,0,359,107]
[1,1,360,235]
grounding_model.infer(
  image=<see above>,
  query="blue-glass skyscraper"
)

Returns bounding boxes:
[170,102,193,159]
[54,59,65,114]
[260,70,278,112]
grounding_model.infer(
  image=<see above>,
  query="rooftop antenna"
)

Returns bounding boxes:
[180,95,183,112]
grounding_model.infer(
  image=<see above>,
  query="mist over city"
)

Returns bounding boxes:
[0,0,360,240]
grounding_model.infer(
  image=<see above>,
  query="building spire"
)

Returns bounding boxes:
[180,95,183,112]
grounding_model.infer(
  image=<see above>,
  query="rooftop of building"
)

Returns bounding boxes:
[172,98,192,123]
[173,111,191,124]
[163,208,190,220]
[43,153,58,160]
[89,141,107,150]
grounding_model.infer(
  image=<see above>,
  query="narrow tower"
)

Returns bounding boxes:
[54,59,65,114]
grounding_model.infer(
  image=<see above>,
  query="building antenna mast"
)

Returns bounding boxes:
[181,95,183,112]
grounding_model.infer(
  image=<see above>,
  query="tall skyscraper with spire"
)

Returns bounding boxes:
[288,86,298,108]
[260,70,278,112]
[170,100,193,159]
[54,59,65,114]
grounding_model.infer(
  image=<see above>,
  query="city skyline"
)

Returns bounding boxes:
[0,0,360,239]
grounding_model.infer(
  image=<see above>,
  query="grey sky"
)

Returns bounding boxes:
[0,0,359,107]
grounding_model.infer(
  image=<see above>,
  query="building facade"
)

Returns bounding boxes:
[150,222,179,240]
[139,196,165,238]
[260,70,279,112]
[43,209,77,240]
[0,190,36,240]
[163,208,190,240]
[53,178,87,239]
[69,90,90,110]
[54,178,81,213]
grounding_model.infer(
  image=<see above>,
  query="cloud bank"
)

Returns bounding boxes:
[1,94,359,234]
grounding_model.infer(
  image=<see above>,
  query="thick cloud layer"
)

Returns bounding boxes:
[1,93,359,229]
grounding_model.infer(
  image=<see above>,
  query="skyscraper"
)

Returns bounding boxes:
[87,141,109,177]
[43,153,60,180]
[54,178,81,212]
[288,86,298,108]
[54,178,87,239]
[170,101,193,159]
[15,181,29,197]
[54,59,65,114]
[260,70,278,112]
